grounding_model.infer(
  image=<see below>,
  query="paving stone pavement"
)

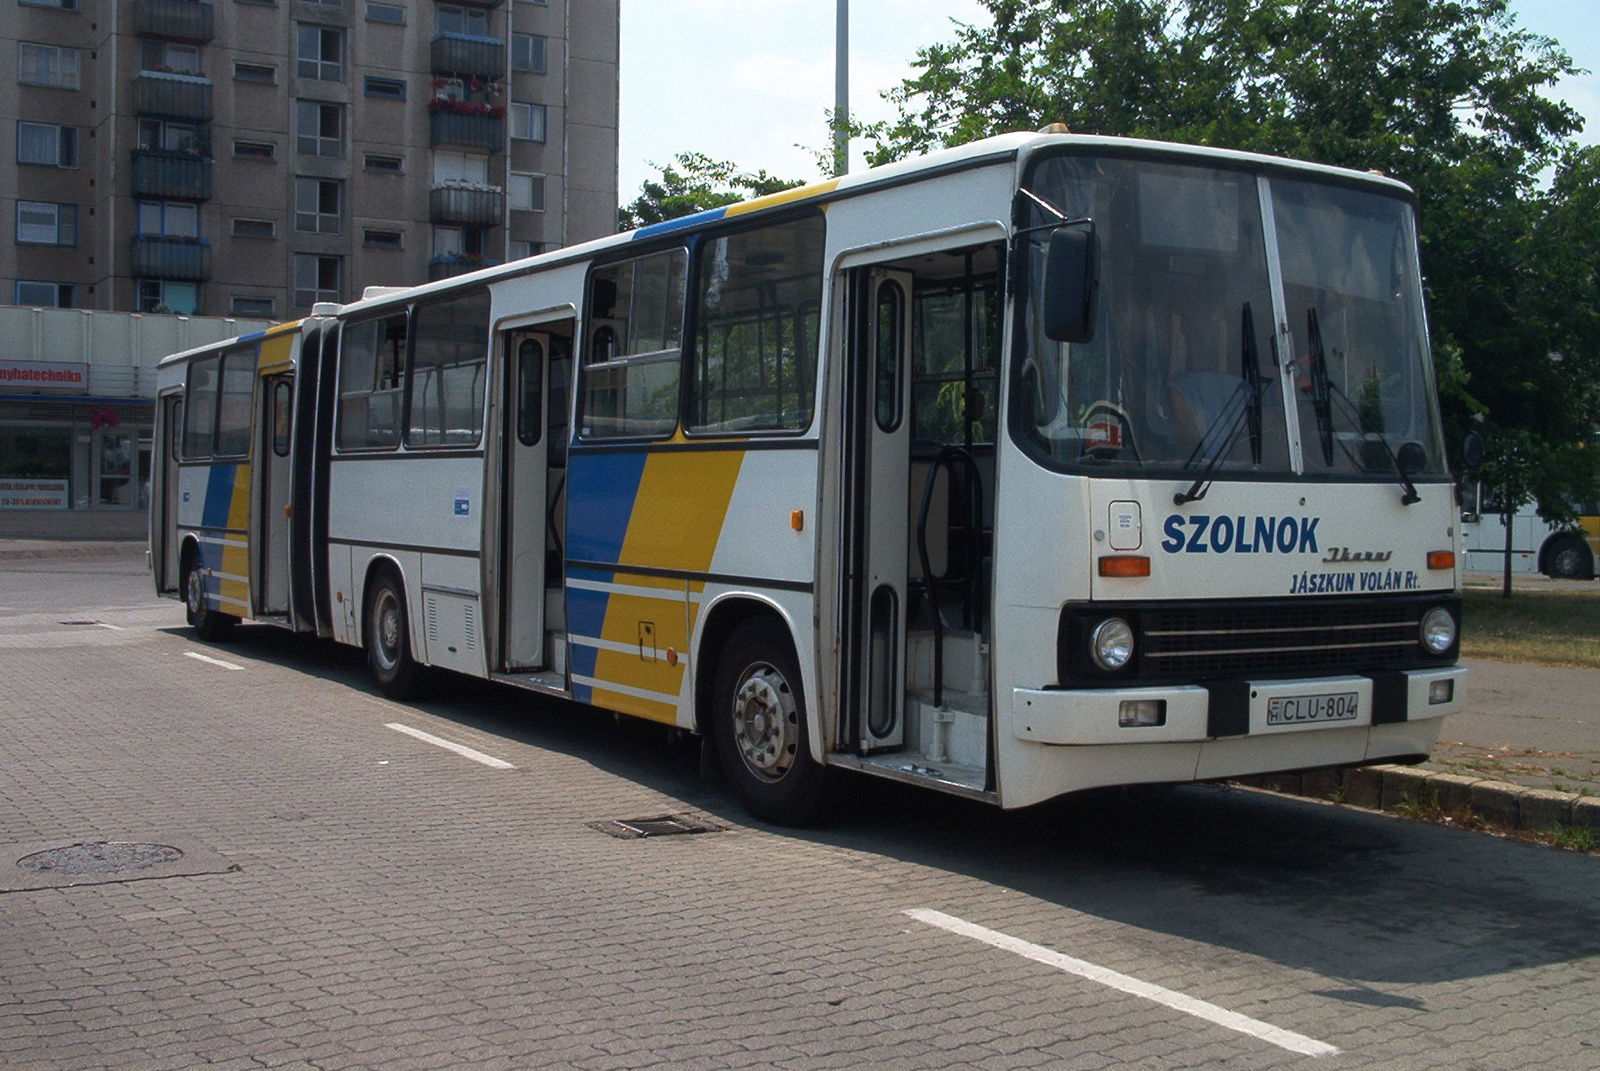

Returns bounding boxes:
[0,546,1597,1069]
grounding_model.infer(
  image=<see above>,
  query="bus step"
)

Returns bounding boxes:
[833,749,990,800]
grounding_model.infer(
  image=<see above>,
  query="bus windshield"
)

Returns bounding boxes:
[1013,153,1447,481]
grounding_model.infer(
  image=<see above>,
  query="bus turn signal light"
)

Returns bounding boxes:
[1427,550,1455,570]
[1098,555,1151,578]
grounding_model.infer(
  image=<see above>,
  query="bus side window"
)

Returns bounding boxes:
[580,248,687,439]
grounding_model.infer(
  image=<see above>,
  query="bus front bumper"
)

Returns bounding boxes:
[1010,665,1467,748]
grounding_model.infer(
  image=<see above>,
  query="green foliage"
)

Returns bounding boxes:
[619,153,806,232]
[855,0,1599,518]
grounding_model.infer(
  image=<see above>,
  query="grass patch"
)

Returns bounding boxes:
[1461,587,1600,668]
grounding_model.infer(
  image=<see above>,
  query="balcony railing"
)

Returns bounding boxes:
[131,150,213,200]
[428,110,504,152]
[131,236,212,281]
[430,33,505,79]
[430,184,504,226]
[132,0,215,42]
[133,72,213,122]
[428,254,501,282]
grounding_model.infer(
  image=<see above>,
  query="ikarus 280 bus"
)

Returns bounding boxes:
[152,130,1467,824]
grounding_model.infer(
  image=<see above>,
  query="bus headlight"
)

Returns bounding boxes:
[1420,606,1456,654]
[1090,617,1135,671]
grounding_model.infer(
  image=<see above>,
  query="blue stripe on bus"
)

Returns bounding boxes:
[565,452,648,565]
[631,206,729,241]
[202,465,237,530]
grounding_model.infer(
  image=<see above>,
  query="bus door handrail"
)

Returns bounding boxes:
[915,444,985,708]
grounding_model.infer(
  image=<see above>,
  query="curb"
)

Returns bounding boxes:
[1234,765,1600,838]
[0,542,146,562]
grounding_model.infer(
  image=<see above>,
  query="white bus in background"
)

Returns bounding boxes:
[1459,483,1599,579]
[152,130,1469,825]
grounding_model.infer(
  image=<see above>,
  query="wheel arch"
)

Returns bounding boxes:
[693,594,810,743]
[358,553,414,653]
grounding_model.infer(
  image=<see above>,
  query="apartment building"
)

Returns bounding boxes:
[2,0,621,320]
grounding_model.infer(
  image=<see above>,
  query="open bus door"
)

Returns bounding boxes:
[841,267,914,752]
[153,391,183,594]
[257,375,294,616]
[498,323,572,672]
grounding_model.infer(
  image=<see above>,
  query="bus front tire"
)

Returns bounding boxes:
[182,552,236,642]
[1546,536,1594,580]
[366,569,423,699]
[711,617,828,826]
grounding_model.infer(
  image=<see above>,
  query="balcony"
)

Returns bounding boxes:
[428,254,501,282]
[131,236,212,281]
[428,109,504,153]
[431,33,505,79]
[132,0,215,42]
[133,72,213,123]
[430,184,504,226]
[131,150,213,200]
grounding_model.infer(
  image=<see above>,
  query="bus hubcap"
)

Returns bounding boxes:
[732,664,796,782]
[375,594,400,669]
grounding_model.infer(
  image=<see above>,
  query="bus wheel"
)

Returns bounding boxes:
[182,550,235,642]
[711,617,828,825]
[1546,536,1594,580]
[366,569,423,699]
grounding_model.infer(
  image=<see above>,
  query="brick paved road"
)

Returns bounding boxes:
[2,553,1597,1070]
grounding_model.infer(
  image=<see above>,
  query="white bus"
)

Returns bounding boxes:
[152,130,1467,824]
[1459,483,1599,579]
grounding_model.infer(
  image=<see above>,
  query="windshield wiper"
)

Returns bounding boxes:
[1305,307,1421,506]
[1173,303,1270,505]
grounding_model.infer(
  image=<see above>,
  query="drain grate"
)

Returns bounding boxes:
[587,814,726,840]
[17,842,185,875]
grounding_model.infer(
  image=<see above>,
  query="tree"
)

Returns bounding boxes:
[619,153,805,232]
[853,0,1600,519]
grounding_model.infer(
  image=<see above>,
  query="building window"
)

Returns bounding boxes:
[16,201,77,246]
[296,25,343,81]
[364,229,403,249]
[293,254,340,308]
[295,101,343,158]
[140,40,202,76]
[510,102,545,142]
[294,178,342,234]
[231,296,275,317]
[20,0,82,9]
[231,217,276,239]
[433,150,489,185]
[364,76,406,100]
[366,1,404,23]
[137,118,202,153]
[233,61,277,84]
[435,3,489,36]
[138,280,199,315]
[364,153,403,172]
[138,200,200,238]
[509,239,539,260]
[509,172,544,212]
[432,225,489,258]
[233,139,276,160]
[16,122,77,167]
[14,281,76,308]
[18,43,80,89]
[511,34,546,74]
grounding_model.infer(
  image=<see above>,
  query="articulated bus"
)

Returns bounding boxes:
[151,130,1467,824]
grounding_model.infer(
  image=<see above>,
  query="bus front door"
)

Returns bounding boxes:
[500,327,571,672]
[842,268,914,752]
[257,375,293,615]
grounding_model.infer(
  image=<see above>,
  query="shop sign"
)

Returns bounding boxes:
[0,478,70,509]
[0,360,90,393]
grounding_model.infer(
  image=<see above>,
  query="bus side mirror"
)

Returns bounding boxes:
[1044,227,1099,344]
[1460,430,1485,475]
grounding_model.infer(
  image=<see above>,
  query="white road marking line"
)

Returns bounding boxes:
[384,722,516,770]
[905,909,1340,1058]
[185,651,243,671]
[94,623,124,631]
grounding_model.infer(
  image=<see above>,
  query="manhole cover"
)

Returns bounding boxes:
[587,815,726,840]
[17,842,185,875]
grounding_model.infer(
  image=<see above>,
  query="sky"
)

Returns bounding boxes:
[617,0,1600,199]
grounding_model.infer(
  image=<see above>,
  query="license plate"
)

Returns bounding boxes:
[1266,691,1359,726]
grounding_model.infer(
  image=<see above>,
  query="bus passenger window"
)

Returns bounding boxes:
[580,248,687,439]
[337,312,409,451]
